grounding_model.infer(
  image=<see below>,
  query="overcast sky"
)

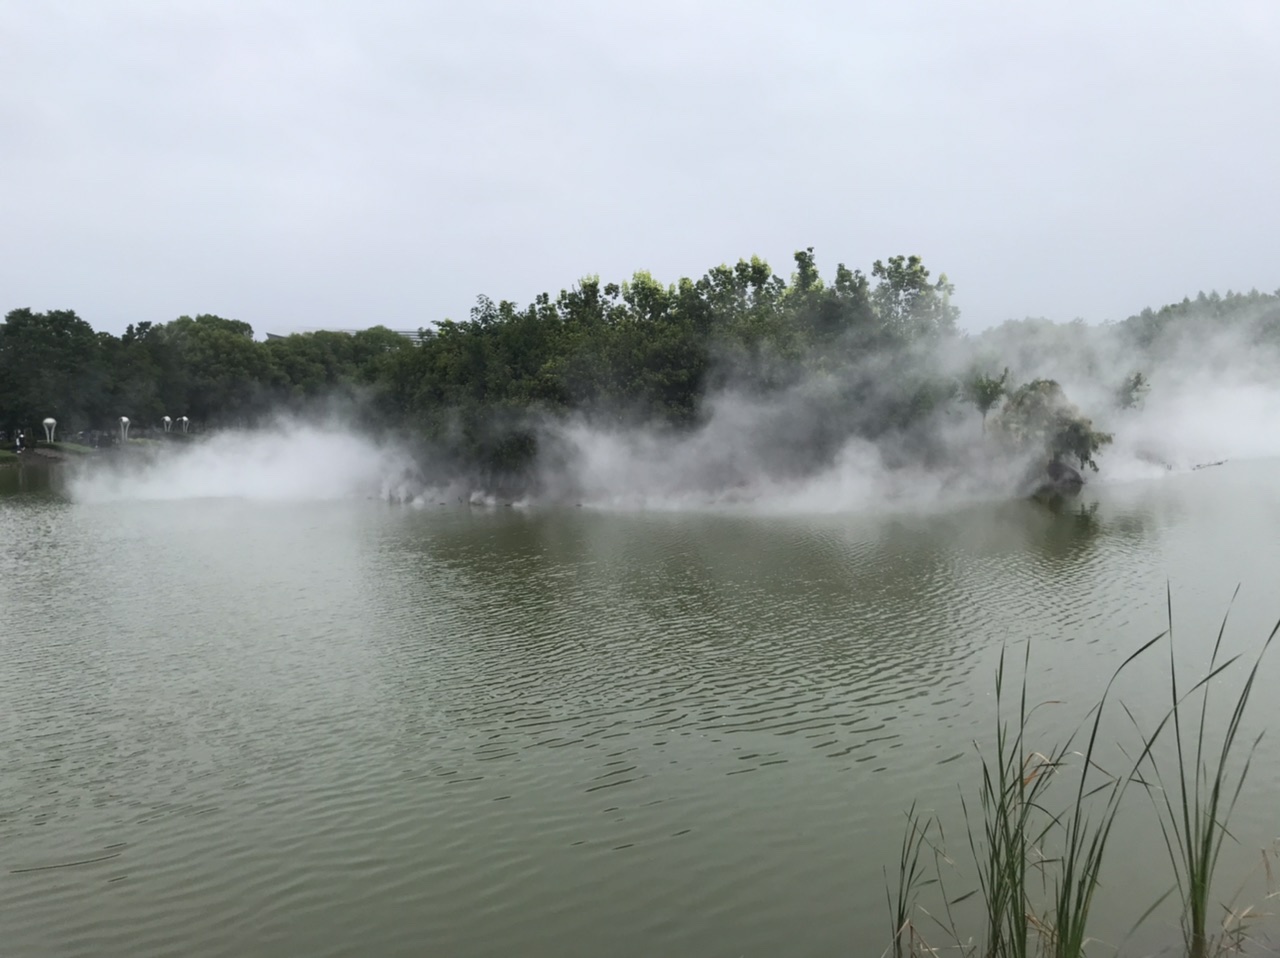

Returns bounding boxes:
[2,1,1277,338]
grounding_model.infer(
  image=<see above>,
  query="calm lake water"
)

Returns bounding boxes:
[2,460,1279,956]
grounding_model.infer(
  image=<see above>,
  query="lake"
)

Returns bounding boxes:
[2,459,1278,956]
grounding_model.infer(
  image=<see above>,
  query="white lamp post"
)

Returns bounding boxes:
[42,417,57,442]
[119,416,130,442]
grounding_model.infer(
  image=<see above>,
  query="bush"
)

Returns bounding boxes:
[993,379,1113,471]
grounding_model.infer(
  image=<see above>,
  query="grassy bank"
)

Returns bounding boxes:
[887,595,1279,958]
[45,440,96,455]
[0,441,96,463]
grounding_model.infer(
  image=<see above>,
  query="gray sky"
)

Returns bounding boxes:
[3,0,1277,337]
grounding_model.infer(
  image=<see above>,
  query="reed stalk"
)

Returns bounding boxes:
[886,591,1277,958]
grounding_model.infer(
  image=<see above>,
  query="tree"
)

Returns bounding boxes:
[0,308,109,433]
[0,247,980,480]
[104,321,170,423]
[871,255,959,341]
[1115,371,1150,410]
[994,379,1113,471]
[785,249,879,350]
[165,314,276,426]
[962,367,1009,432]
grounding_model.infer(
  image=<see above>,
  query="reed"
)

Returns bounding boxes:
[1044,631,1162,958]
[1132,590,1280,958]
[886,803,934,958]
[886,594,1276,957]
[963,645,1062,958]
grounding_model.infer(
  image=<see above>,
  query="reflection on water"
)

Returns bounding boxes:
[1,463,1278,957]
[0,461,58,497]
[371,510,981,775]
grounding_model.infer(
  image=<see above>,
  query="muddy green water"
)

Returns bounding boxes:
[2,462,1278,956]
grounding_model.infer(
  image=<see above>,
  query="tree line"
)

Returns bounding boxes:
[4,250,1278,482]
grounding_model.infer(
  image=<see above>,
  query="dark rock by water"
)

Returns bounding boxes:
[1022,458,1085,501]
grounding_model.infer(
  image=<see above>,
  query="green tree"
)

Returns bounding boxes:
[1115,371,1150,410]
[1,247,982,481]
[104,321,171,424]
[0,308,109,434]
[962,367,1009,432]
[165,314,276,426]
[871,255,959,341]
[786,249,877,350]
[995,379,1113,471]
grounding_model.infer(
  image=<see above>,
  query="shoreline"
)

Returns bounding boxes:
[1,439,173,467]
[1,448,79,466]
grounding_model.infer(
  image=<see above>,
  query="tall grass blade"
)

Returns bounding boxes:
[1143,587,1279,958]
[886,803,933,958]
[1047,630,1164,958]
[884,593,1278,957]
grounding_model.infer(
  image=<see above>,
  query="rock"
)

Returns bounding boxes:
[1022,458,1085,500]
[1045,459,1084,489]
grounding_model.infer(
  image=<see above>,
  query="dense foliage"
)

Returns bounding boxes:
[992,379,1113,471]
[4,249,1278,488]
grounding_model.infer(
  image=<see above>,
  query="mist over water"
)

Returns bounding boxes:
[61,313,1280,513]
[62,382,1280,513]
[66,422,424,504]
[543,413,985,515]
[539,326,1280,512]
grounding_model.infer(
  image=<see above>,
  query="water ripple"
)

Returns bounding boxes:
[3,466,1279,956]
